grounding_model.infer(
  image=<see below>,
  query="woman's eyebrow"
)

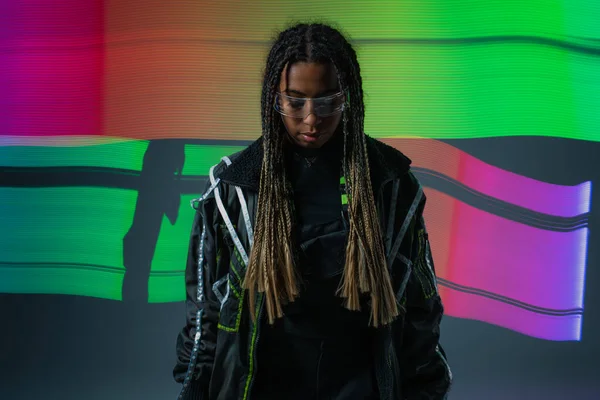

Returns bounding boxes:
[284,88,339,97]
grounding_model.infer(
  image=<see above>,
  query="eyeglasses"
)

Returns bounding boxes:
[274,91,345,119]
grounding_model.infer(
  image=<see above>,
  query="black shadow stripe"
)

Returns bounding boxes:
[355,35,600,56]
[413,167,589,232]
[0,167,589,232]
[437,277,583,317]
[0,261,123,274]
[1,35,597,55]
[0,167,140,190]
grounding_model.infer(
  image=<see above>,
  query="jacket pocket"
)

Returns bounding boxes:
[215,244,246,333]
[299,228,348,279]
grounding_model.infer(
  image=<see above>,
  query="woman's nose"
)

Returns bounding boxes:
[303,111,318,127]
[302,100,320,125]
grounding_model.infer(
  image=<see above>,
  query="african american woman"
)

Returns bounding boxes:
[173,23,452,400]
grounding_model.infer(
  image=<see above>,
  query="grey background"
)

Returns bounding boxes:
[1,136,599,399]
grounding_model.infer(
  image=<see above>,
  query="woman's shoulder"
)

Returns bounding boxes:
[210,137,264,190]
[225,137,263,164]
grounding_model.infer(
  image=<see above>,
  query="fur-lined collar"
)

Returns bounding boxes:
[218,135,412,191]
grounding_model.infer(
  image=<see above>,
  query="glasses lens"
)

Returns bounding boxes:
[274,92,344,118]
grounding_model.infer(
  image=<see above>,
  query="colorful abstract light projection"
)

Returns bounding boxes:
[0,138,591,342]
[1,0,597,342]
[1,1,599,141]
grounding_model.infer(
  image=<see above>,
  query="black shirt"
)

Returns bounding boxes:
[252,134,378,400]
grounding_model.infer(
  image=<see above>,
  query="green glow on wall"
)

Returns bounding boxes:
[0,187,137,300]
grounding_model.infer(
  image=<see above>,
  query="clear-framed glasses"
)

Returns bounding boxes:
[274,91,345,119]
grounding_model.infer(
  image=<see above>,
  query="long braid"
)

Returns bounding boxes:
[244,28,304,322]
[244,23,398,327]
[332,36,398,326]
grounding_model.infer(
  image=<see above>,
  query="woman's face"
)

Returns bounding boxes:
[278,62,343,149]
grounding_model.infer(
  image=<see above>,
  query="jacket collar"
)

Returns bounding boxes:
[218,135,412,192]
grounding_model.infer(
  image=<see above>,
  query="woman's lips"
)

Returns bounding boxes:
[300,132,320,142]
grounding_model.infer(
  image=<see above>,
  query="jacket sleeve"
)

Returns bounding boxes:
[400,197,452,399]
[173,186,221,400]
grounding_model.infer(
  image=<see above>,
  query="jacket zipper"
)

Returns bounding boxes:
[242,293,264,399]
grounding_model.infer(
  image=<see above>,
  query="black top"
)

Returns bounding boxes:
[252,133,379,400]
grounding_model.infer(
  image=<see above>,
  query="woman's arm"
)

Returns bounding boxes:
[400,198,452,399]
[173,187,222,400]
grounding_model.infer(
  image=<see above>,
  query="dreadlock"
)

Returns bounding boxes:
[243,23,399,327]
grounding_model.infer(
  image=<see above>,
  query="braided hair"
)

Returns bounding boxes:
[243,23,399,327]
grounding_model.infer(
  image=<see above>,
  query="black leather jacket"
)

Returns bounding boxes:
[173,136,452,400]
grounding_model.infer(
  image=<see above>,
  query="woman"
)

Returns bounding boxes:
[173,23,451,400]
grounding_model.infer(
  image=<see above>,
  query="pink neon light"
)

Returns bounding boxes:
[438,286,582,341]
[426,189,587,341]
[0,0,104,137]
[383,139,591,217]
